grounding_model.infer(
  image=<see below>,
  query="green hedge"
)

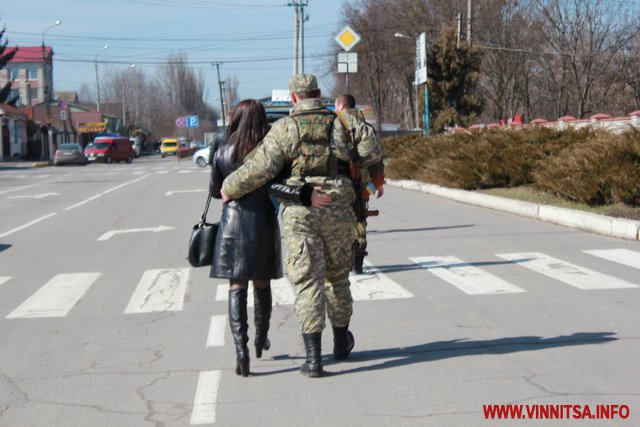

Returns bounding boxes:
[382,127,640,206]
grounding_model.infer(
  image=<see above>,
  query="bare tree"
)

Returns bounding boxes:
[533,0,640,118]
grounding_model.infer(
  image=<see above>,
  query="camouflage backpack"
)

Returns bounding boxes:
[289,109,337,177]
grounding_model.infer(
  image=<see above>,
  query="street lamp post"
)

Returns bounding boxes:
[41,20,61,161]
[394,32,429,135]
[94,45,109,112]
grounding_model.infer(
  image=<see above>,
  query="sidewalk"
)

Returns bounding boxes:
[388,179,640,241]
[0,160,49,169]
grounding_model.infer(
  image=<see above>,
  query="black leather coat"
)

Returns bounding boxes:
[209,140,283,280]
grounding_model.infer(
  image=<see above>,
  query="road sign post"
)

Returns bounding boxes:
[335,26,361,93]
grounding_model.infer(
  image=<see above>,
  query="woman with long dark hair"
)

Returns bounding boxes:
[209,99,283,377]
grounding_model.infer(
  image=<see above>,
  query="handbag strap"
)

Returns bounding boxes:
[200,194,212,223]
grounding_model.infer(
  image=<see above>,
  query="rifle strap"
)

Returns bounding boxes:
[336,111,355,147]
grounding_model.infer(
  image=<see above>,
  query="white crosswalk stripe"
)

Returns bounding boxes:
[410,256,526,295]
[496,252,639,290]
[206,315,227,347]
[350,262,415,299]
[584,248,640,270]
[215,269,413,306]
[216,278,296,307]
[6,273,101,319]
[0,276,11,287]
[190,370,221,425]
[124,268,190,314]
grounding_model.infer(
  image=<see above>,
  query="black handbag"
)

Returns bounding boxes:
[188,195,219,267]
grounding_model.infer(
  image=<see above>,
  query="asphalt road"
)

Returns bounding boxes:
[1,156,639,427]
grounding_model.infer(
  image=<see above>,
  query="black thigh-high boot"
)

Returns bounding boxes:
[228,288,250,377]
[253,286,272,359]
[300,333,323,378]
[333,325,355,360]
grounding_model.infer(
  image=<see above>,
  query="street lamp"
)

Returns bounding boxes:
[41,20,61,161]
[394,31,429,135]
[94,45,109,112]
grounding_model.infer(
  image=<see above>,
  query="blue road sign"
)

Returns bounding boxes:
[187,116,199,128]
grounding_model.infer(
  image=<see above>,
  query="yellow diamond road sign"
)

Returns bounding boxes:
[335,26,361,52]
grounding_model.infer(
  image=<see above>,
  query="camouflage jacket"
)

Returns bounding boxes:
[222,98,383,207]
[339,108,385,188]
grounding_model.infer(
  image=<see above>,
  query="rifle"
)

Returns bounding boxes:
[337,111,373,222]
[348,127,368,222]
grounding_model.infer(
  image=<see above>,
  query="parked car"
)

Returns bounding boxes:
[83,142,95,156]
[160,138,179,157]
[193,145,211,167]
[87,137,134,164]
[54,143,87,166]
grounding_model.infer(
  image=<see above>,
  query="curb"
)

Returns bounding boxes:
[388,179,640,241]
[32,162,50,168]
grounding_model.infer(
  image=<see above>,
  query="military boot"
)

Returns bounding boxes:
[300,333,323,378]
[253,286,272,359]
[229,288,250,377]
[333,326,355,360]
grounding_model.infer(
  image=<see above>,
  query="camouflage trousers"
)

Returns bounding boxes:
[282,203,356,334]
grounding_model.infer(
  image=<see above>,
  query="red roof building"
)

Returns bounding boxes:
[0,46,55,106]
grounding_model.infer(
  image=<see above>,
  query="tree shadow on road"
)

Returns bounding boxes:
[330,332,617,374]
[368,224,475,235]
[365,257,532,274]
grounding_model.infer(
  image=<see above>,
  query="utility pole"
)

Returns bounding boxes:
[288,1,309,75]
[456,13,463,49]
[212,62,225,126]
[467,0,472,46]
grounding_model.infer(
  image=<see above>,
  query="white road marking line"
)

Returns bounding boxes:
[496,252,639,290]
[206,315,227,347]
[6,273,101,318]
[190,370,221,425]
[584,249,640,270]
[0,213,57,239]
[65,175,149,211]
[64,194,102,211]
[350,262,415,299]
[124,269,190,313]
[33,174,52,179]
[410,256,526,295]
[0,184,38,195]
[178,170,192,174]
[156,170,169,174]
[8,192,59,200]
[0,277,10,287]
[97,225,174,241]
[132,171,145,175]
[165,189,206,196]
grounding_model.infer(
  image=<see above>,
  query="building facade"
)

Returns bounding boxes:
[0,46,54,107]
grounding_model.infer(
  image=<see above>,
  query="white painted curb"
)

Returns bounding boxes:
[389,179,640,241]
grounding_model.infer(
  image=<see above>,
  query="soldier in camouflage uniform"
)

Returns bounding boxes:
[335,94,385,274]
[221,74,383,377]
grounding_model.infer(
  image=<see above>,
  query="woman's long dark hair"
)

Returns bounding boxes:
[228,99,269,164]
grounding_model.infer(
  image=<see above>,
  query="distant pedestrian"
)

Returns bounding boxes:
[334,94,385,274]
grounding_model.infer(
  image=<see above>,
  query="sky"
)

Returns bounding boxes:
[1,0,349,103]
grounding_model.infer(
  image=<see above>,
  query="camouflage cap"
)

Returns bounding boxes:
[289,74,318,93]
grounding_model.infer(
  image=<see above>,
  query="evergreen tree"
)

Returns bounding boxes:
[1,23,19,106]
[427,26,483,132]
